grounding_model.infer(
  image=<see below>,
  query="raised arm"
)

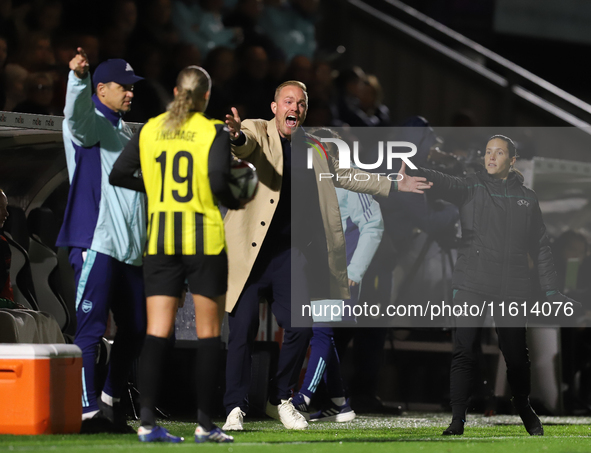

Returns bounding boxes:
[406,164,474,206]
[225,107,259,159]
[63,47,100,147]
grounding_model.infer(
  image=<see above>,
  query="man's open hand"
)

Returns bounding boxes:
[225,107,242,140]
[397,161,433,193]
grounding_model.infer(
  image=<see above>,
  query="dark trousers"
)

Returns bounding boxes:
[450,290,531,418]
[334,327,387,397]
[70,248,146,414]
[224,247,312,414]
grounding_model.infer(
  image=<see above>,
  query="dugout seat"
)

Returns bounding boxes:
[27,207,72,332]
[27,235,70,332]
[4,206,29,251]
[0,310,36,342]
[3,206,37,309]
[3,231,38,310]
[0,309,65,343]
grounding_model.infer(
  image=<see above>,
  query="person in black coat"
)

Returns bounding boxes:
[405,135,561,436]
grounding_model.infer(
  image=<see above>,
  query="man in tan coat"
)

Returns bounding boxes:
[222,81,431,431]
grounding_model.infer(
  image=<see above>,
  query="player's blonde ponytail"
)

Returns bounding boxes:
[163,66,212,132]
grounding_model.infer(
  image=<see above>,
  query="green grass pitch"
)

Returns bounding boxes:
[0,413,590,452]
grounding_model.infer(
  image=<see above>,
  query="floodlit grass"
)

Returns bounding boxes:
[0,414,590,452]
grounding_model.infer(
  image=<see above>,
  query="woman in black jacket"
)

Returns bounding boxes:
[405,135,559,436]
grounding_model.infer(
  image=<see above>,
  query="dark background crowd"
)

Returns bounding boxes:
[0,0,392,129]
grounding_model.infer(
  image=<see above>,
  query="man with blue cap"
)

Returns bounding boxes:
[56,48,147,433]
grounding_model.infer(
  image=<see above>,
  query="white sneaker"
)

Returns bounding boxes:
[267,398,308,430]
[195,425,234,443]
[222,407,245,431]
[265,400,279,420]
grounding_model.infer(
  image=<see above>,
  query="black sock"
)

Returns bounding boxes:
[452,406,467,421]
[138,335,170,428]
[196,336,221,431]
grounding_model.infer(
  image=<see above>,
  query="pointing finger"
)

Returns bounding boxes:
[77,47,89,62]
[76,47,88,61]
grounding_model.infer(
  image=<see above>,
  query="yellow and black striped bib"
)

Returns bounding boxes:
[139,112,225,256]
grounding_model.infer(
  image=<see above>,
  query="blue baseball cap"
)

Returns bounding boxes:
[92,59,144,88]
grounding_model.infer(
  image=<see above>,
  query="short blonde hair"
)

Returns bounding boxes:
[274,80,307,103]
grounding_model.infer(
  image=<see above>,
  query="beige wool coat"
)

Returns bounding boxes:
[224,118,392,313]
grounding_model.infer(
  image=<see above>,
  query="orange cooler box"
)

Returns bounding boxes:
[0,344,82,434]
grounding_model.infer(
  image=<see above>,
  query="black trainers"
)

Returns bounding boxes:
[97,399,137,434]
[442,418,465,436]
[80,412,119,434]
[349,395,402,415]
[515,403,544,436]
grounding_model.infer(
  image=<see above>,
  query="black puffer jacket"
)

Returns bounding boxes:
[411,167,558,300]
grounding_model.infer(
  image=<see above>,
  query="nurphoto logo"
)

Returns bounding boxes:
[306,137,417,170]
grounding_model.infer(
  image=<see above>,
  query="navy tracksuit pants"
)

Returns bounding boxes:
[70,248,146,415]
